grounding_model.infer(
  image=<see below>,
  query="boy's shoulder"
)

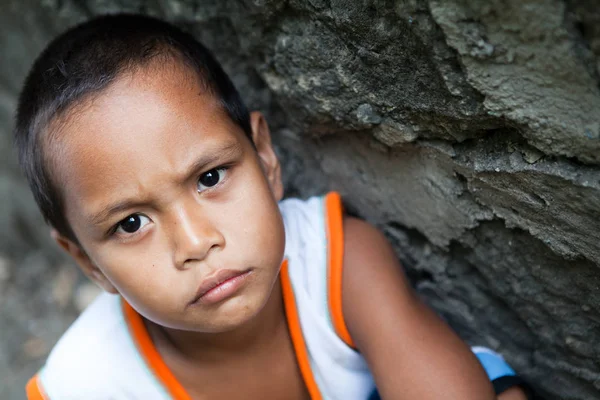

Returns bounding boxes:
[30,293,166,399]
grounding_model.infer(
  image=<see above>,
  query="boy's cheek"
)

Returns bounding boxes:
[89,244,168,286]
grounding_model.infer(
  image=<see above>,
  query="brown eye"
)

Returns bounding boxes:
[116,214,150,234]
[197,168,227,192]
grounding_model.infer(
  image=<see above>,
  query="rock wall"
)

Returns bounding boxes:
[1,1,599,399]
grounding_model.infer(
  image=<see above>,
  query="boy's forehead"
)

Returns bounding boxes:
[49,62,246,221]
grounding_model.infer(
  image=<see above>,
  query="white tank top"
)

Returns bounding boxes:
[26,192,376,400]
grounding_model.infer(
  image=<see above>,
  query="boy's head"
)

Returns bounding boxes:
[16,14,253,242]
[15,14,286,333]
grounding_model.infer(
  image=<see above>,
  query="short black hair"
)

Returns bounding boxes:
[14,14,252,242]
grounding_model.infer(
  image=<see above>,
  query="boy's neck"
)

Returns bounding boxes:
[144,274,286,363]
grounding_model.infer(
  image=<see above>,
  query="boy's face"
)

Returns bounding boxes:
[50,61,285,333]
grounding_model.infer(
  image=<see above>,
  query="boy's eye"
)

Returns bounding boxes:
[115,214,150,234]
[197,168,227,192]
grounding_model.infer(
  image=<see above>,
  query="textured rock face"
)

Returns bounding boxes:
[1,1,599,399]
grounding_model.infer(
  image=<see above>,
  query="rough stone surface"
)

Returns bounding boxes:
[1,1,599,399]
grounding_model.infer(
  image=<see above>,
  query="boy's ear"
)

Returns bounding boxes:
[250,111,283,201]
[50,229,118,294]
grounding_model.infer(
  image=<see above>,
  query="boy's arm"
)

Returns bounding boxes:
[342,217,496,400]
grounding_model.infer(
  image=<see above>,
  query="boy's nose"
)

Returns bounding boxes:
[169,202,225,270]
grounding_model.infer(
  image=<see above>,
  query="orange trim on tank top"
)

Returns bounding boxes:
[26,374,48,400]
[122,300,193,400]
[280,259,323,400]
[122,259,320,399]
[325,192,356,348]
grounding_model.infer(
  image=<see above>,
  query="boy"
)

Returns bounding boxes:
[15,14,532,399]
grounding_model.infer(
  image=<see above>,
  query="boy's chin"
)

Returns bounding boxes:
[183,294,270,333]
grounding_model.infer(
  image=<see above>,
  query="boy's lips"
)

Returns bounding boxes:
[189,268,253,306]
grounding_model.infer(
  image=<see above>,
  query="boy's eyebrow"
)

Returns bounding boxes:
[90,199,148,226]
[88,140,243,226]
[182,140,243,183]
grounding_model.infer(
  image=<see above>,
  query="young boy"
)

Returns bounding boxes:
[16,14,533,400]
